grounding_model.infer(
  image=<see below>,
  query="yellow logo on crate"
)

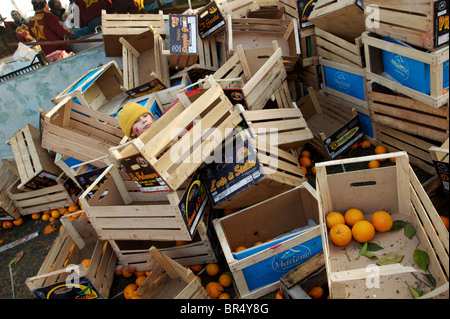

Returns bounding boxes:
[330,127,359,151]
[47,283,99,299]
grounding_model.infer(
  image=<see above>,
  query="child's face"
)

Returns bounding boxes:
[131,113,154,137]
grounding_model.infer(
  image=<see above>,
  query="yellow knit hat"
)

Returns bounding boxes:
[118,102,152,137]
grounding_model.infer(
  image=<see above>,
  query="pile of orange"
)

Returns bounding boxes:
[298,150,317,179]
[2,217,24,229]
[327,209,393,247]
[188,262,234,299]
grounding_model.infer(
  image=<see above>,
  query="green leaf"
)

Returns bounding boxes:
[376,252,404,266]
[413,249,429,272]
[359,242,368,257]
[404,223,416,239]
[363,251,377,258]
[425,274,436,288]
[367,243,384,252]
[408,285,422,299]
[390,220,407,231]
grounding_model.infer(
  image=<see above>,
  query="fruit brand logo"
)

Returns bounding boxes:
[271,245,312,272]
[47,284,99,299]
[438,0,447,11]
[184,179,206,227]
[389,54,410,80]
[209,6,217,14]
[236,147,249,162]
[439,15,449,32]
[333,72,351,93]
[171,16,179,27]
[330,127,359,150]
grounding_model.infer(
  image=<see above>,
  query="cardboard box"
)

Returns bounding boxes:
[297,0,317,29]
[213,184,322,298]
[316,151,449,299]
[197,1,226,39]
[169,15,199,70]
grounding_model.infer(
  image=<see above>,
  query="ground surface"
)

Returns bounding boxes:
[0,144,448,300]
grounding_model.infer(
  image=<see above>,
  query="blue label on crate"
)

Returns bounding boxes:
[323,66,365,101]
[234,233,322,291]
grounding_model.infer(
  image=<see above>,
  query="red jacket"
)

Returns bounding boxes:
[28,10,72,55]
[74,0,113,27]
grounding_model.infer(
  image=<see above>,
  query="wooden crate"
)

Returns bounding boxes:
[368,87,449,144]
[136,247,209,299]
[0,158,21,220]
[429,138,449,192]
[308,0,365,43]
[315,27,364,68]
[201,130,306,210]
[25,225,117,299]
[299,27,318,67]
[109,211,218,272]
[297,87,364,159]
[109,77,243,192]
[52,61,128,116]
[297,62,322,91]
[374,123,446,175]
[61,211,99,251]
[364,0,449,51]
[7,174,76,215]
[79,164,209,242]
[41,96,124,168]
[213,183,322,299]
[101,10,166,57]
[217,0,260,18]
[315,151,449,299]
[226,15,300,71]
[362,31,449,108]
[319,57,369,114]
[239,104,314,151]
[7,124,62,190]
[120,27,170,91]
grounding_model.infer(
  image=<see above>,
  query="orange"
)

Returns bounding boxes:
[300,166,307,175]
[41,213,50,221]
[352,220,375,243]
[68,205,80,213]
[115,266,123,276]
[375,145,387,162]
[205,263,220,276]
[205,282,224,299]
[123,283,138,299]
[81,259,91,269]
[329,224,352,247]
[122,267,134,278]
[135,275,147,287]
[360,140,372,148]
[326,211,345,229]
[371,211,393,232]
[308,286,323,299]
[311,165,317,175]
[218,293,231,299]
[31,213,41,220]
[190,264,203,272]
[51,210,60,218]
[2,221,13,229]
[440,216,449,230]
[195,275,202,284]
[299,156,312,168]
[345,208,364,227]
[275,291,284,299]
[368,160,380,169]
[219,273,233,288]
[350,141,361,150]
[301,150,311,158]
[12,217,24,226]
[389,157,396,163]
[235,246,246,252]
[253,241,263,246]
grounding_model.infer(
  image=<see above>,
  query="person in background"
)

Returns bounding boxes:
[28,0,73,55]
[111,0,147,14]
[73,0,113,33]
[10,10,28,30]
[118,102,157,138]
[48,0,68,22]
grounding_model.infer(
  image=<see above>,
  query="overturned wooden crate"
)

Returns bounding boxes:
[362,31,449,108]
[7,124,62,190]
[109,78,243,192]
[137,247,209,299]
[226,14,300,71]
[297,87,364,159]
[0,158,21,220]
[79,164,209,242]
[364,0,449,51]
[316,151,449,299]
[25,225,117,299]
[41,96,124,168]
[52,61,128,116]
[7,173,76,215]
[202,130,306,210]
[120,27,170,91]
[213,183,322,298]
[109,211,218,272]
[101,10,166,57]
[239,104,314,151]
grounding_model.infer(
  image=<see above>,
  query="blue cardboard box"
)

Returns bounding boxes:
[381,37,449,95]
[323,65,366,101]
